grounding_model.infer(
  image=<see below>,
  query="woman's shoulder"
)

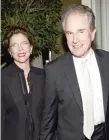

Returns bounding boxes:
[2,64,13,76]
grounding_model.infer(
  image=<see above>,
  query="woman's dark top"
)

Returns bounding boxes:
[22,71,34,140]
[23,94,33,140]
[1,63,44,140]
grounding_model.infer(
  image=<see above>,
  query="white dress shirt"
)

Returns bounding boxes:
[73,48,105,125]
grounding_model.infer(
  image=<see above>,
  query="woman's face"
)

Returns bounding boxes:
[9,33,33,64]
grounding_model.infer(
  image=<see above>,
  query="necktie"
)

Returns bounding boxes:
[81,60,94,139]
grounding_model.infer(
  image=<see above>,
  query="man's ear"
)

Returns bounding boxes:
[91,28,96,41]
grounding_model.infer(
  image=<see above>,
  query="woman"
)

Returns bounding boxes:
[1,26,44,140]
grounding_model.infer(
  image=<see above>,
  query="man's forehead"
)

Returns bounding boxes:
[66,13,88,21]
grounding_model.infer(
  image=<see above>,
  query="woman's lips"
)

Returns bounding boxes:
[17,53,26,57]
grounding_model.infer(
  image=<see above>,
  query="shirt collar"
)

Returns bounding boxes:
[11,62,33,73]
[73,48,94,63]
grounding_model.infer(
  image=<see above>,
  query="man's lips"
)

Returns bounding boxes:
[73,44,83,48]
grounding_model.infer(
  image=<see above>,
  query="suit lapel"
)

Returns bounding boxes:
[30,72,44,116]
[62,50,108,116]
[95,50,109,117]
[7,73,26,116]
[63,52,83,114]
[6,63,44,119]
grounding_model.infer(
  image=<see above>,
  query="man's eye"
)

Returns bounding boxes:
[80,30,84,33]
[67,32,72,35]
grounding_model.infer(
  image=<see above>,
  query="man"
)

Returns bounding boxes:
[40,4,109,140]
[106,96,109,140]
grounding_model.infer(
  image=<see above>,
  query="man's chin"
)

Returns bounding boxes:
[72,53,85,58]
[71,50,89,58]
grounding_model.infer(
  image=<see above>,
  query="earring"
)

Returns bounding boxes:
[10,52,12,57]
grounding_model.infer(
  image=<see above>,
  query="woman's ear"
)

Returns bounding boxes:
[8,48,12,57]
[30,45,33,54]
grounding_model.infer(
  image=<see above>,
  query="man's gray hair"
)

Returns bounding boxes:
[61,4,95,30]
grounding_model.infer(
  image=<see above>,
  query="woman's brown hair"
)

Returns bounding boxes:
[3,26,33,50]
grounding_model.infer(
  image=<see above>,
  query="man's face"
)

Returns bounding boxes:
[64,13,96,58]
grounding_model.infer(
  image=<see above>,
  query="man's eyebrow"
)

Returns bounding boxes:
[65,31,73,34]
[78,29,86,31]
[65,29,86,33]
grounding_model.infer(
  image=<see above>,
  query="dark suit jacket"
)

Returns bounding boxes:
[40,49,109,140]
[106,92,109,140]
[1,63,44,140]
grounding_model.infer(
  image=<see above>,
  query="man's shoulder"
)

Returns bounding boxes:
[95,49,109,57]
[45,52,69,70]
[44,52,70,78]
[31,66,44,75]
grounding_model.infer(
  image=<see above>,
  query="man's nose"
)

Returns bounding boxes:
[73,34,79,44]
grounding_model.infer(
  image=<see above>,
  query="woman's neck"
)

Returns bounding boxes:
[14,60,30,77]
